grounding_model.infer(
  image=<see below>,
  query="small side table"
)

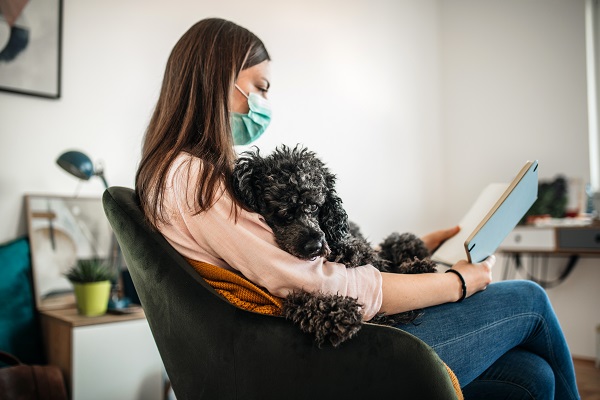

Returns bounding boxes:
[40,307,163,400]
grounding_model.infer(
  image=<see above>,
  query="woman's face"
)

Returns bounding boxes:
[231,60,271,114]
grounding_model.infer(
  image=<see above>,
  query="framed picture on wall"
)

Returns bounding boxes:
[25,195,115,310]
[0,0,62,99]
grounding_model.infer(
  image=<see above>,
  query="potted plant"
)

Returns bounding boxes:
[65,260,114,316]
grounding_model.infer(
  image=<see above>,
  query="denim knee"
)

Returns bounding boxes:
[508,279,546,298]
[463,348,555,400]
[504,280,551,314]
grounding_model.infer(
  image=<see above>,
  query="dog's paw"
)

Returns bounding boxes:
[378,232,430,266]
[330,236,380,268]
[282,290,363,348]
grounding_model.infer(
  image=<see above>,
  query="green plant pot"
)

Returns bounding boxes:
[73,281,111,317]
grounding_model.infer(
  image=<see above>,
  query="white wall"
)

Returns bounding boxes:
[439,0,589,224]
[1,0,597,358]
[0,0,443,245]
[440,0,600,359]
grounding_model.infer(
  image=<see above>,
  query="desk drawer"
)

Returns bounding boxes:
[557,228,600,251]
[499,227,556,251]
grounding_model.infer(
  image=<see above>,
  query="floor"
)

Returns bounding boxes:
[575,358,600,400]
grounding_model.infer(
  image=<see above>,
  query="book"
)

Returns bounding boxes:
[432,160,539,265]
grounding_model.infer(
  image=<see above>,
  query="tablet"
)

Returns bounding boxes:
[465,160,538,263]
[432,160,539,265]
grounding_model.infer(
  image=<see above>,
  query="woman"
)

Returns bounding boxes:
[135,18,580,399]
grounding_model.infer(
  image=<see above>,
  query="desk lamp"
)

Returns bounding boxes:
[56,150,109,189]
[56,150,130,310]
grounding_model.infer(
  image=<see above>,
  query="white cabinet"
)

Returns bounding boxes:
[41,308,163,400]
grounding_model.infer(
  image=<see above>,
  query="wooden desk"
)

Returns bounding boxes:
[40,307,163,400]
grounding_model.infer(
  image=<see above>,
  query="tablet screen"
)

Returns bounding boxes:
[465,160,538,263]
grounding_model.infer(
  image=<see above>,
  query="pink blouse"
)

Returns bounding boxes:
[155,152,383,320]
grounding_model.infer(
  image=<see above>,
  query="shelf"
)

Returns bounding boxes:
[40,306,145,327]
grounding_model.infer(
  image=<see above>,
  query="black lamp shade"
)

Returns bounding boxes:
[56,151,94,180]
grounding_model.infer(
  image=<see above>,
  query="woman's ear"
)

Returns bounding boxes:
[231,150,264,211]
[319,172,349,245]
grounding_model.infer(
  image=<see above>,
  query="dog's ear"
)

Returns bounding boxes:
[231,149,264,211]
[319,171,349,245]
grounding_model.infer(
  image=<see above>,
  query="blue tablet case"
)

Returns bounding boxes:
[465,160,539,263]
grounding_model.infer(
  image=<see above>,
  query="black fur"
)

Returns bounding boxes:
[232,145,437,347]
[282,291,363,348]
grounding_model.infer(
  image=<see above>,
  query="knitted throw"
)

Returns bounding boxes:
[186,259,283,315]
[186,258,462,399]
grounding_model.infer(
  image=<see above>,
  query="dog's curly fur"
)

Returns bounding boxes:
[232,145,437,347]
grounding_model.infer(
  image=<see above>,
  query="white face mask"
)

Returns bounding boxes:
[231,84,272,145]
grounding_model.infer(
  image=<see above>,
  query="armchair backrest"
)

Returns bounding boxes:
[102,186,458,400]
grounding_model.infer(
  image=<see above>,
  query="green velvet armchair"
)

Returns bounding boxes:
[102,186,459,400]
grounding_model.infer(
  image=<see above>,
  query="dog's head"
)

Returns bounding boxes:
[232,145,349,260]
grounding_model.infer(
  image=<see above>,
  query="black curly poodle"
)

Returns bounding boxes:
[232,145,437,347]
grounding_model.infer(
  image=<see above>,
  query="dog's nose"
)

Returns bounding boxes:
[304,239,323,255]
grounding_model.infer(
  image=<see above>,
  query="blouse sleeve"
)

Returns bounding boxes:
[157,154,383,320]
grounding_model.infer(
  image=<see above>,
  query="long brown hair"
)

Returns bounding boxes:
[135,18,270,227]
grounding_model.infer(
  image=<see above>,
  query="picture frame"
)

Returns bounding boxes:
[25,195,115,311]
[0,0,63,99]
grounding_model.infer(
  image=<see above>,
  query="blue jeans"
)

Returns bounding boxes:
[396,280,580,399]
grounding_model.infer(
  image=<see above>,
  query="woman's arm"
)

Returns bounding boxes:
[379,256,495,315]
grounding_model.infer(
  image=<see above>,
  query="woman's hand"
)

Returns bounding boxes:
[449,256,495,299]
[421,225,460,253]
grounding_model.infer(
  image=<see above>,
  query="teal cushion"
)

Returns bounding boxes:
[0,237,44,364]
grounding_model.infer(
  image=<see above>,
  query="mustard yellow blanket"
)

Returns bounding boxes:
[186,258,462,399]
[187,259,283,315]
